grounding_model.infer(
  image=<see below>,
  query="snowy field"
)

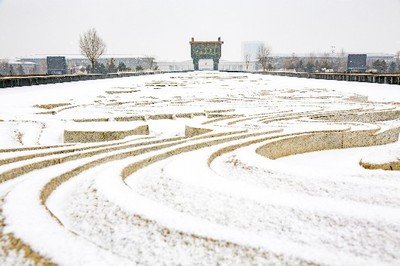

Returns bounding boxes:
[0,71,399,265]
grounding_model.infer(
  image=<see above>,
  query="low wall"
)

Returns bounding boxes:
[266,72,400,85]
[4,70,398,88]
[64,125,150,143]
[360,158,400,171]
[256,127,400,160]
[0,71,191,89]
[223,70,400,85]
[185,126,213,138]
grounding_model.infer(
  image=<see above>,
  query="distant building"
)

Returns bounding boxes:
[6,60,37,75]
[347,54,367,72]
[242,41,264,62]
[47,56,67,75]
[157,60,194,71]
[219,61,246,71]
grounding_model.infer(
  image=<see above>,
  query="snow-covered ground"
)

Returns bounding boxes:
[0,71,399,265]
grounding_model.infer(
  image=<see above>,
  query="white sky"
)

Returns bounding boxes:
[0,0,399,61]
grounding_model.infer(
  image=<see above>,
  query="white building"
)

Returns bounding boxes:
[157,60,194,71]
[7,60,37,75]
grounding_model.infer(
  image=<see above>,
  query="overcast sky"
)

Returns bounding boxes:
[0,0,399,61]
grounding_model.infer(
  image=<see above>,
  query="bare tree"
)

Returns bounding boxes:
[320,52,333,71]
[396,51,400,61]
[284,53,299,70]
[257,44,272,72]
[0,60,10,75]
[305,53,316,73]
[148,57,156,70]
[143,56,159,71]
[244,54,251,71]
[396,51,400,71]
[79,28,106,73]
[337,48,347,72]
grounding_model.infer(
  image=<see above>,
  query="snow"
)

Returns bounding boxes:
[0,71,399,265]
[269,141,400,177]
[360,144,400,165]
[147,119,195,138]
[2,157,131,265]
[65,121,145,131]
